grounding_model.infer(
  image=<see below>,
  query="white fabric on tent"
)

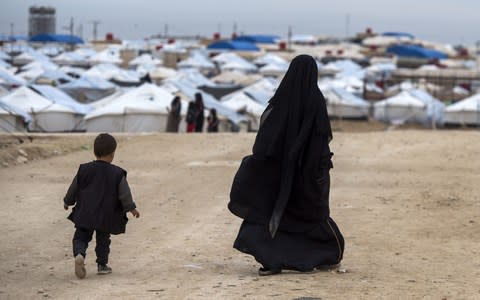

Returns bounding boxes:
[220,61,257,72]
[31,84,92,115]
[240,78,277,105]
[21,60,58,71]
[60,75,117,102]
[84,64,140,84]
[444,93,480,125]
[147,66,177,81]
[408,89,445,125]
[213,53,257,72]
[88,49,122,65]
[0,67,27,87]
[259,62,289,77]
[222,92,266,131]
[222,92,266,117]
[374,91,427,124]
[324,87,370,118]
[84,83,180,132]
[178,52,215,70]
[0,104,28,132]
[0,51,10,60]
[253,53,287,66]
[0,86,79,131]
[129,54,162,66]
[53,52,89,66]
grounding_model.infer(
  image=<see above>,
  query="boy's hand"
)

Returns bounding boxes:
[130,208,140,218]
[64,204,69,210]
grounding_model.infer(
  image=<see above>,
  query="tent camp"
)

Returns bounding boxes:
[84,83,182,132]
[0,86,81,131]
[373,91,427,124]
[444,93,480,125]
[60,75,117,102]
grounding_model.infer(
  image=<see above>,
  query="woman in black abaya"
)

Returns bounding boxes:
[228,55,344,275]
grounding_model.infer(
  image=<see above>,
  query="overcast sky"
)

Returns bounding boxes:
[0,0,478,45]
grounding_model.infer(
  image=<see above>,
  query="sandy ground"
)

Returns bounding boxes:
[0,131,479,299]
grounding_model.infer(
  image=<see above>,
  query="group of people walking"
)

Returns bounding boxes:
[166,92,219,133]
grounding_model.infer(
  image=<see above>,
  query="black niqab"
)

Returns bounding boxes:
[252,55,332,237]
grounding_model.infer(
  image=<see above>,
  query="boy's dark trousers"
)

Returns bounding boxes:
[73,227,111,265]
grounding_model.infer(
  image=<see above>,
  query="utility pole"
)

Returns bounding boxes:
[62,18,75,49]
[288,25,292,51]
[10,22,14,37]
[90,20,101,41]
[233,22,237,36]
[164,23,169,38]
[77,23,83,40]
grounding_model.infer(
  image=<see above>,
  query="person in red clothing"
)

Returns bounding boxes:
[186,101,197,133]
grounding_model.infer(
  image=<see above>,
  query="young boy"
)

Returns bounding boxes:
[63,133,140,279]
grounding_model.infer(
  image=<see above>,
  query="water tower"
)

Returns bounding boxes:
[28,6,56,36]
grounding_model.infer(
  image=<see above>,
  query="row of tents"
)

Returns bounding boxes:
[2,79,480,134]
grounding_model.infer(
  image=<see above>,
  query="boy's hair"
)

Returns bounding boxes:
[94,133,117,157]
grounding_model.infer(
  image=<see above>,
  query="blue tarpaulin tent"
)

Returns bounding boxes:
[29,34,84,44]
[382,32,415,39]
[207,41,260,52]
[386,45,447,59]
[234,35,280,44]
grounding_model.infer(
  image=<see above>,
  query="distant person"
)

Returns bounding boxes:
[207,108,219,132]
[194,92,205,132]
[166,96,182,132]
[229,55,344,276]
[63,133,140,279]
[186,101,197,133]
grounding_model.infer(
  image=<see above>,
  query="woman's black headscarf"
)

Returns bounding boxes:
[252,54,332,237]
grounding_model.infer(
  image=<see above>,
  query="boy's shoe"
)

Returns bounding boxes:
[97,264,112,275]
[74,254,86,279]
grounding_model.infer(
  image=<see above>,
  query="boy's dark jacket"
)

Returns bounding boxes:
[68,160,128,235]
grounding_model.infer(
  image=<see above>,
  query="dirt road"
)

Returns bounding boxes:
[0,132,479,299]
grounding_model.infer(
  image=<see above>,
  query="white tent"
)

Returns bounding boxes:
[444,93,480,125]
[374,91,427,124]
[88,49,122,65]
[129,54,162,67]
[60,75,117,102]
[52,51,89,66]
[0,67,26,88]
[84,64,141,85]
[177,52,215,70]
[259,62,289,77]
[324,87,370,119]
[253,53,287,66]
[84,83,182,132]
[0,86,80,131]
[222,92,266,131]
[213,53,257,72]
[0,101,30,132]
[240,78,277,105]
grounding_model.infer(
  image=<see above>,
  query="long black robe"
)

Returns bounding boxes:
[228,55,344,271]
